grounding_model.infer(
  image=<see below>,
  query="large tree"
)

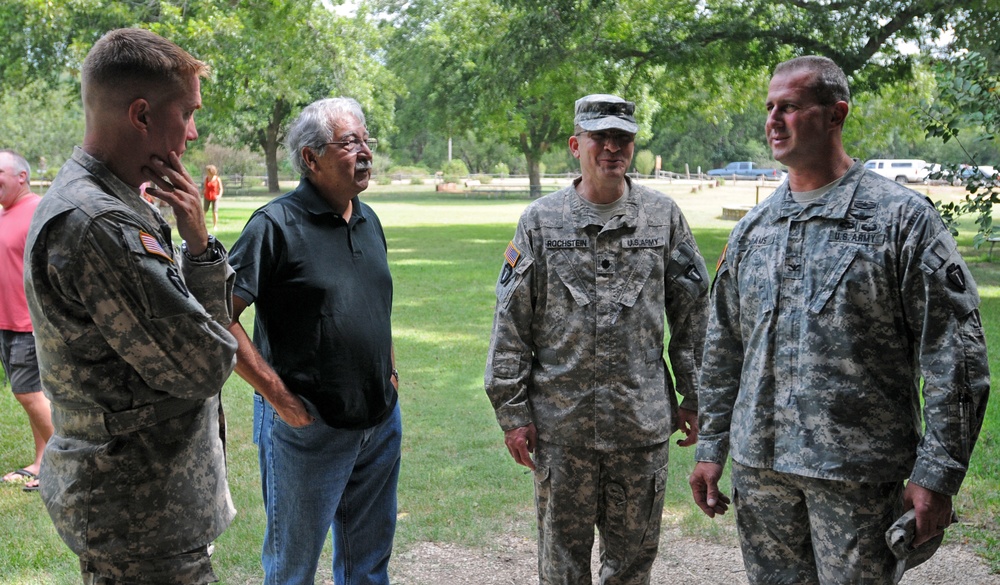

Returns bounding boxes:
[155,0,399,192]
[920,50,1000,245]
[378,0,668,196]
[378,0,999,193]
[0,80,84,175]
[1,0,399,192]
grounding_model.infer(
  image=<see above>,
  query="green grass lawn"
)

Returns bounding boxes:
[0,184,997,583]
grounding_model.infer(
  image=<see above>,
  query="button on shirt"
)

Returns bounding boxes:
[229,179,396,430]
[696,161,990,495]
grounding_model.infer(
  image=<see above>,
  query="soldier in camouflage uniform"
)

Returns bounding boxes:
[689,56,990,585]
[24,29,238,584]
[485,94,710,585]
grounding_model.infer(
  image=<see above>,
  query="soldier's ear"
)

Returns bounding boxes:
[129,99,150,128]
[830,101,849,128]
[568,134,582,159]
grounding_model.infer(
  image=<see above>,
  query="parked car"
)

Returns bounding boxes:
[958,164,997,184]
[706,161,786,180]
[863,159,931,184]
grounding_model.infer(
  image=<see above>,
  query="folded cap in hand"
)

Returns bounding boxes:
[885,508,952,582]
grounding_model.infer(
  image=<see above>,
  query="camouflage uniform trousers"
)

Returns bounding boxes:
[533,439,669,585]
[80,545,216,585]
[731,461,903,585]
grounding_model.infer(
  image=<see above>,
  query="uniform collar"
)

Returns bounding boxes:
[565,176,640,229]
[70,147,154,219]
[769,159,865,222]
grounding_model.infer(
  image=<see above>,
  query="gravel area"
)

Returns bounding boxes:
[389,527,1000,585]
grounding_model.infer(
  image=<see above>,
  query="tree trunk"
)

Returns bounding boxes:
[520,129,545,199]
[260,98,289,193]
[526,154,542,198]
[265,142,280,193]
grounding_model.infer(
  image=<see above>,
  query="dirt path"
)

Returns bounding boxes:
[390,528,1000,585]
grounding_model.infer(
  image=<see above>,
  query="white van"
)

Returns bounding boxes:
[864,159,931,184]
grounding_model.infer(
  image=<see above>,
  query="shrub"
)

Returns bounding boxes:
[388,165,432,181]
[474,174,493,185]
[441,159,470,184]
[493,162,510,178]
[410,177,424,185]
[634,149,656,176]
[373,153,393,177]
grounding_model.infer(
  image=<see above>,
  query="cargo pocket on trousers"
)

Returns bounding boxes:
[641,465,668,546]
[601,481,629,559]
[533,464,551,523]
[8,335,36,367]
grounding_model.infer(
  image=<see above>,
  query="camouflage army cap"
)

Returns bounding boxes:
[885,508,954,581]
[574,94,638,134]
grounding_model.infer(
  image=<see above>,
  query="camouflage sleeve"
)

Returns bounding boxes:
[902,213,991,495]
[663,211,710,410]
[695,243,741,464]
[52,214,237,399]
[178,238,235,326]
[484,220,536,431]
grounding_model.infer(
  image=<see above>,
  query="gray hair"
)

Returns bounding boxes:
[0,149,31,182]
[773,55,851,105]
[286,98,367,178]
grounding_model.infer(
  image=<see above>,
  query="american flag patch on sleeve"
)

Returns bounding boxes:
[139,230,174,263]
[504,241,521,267]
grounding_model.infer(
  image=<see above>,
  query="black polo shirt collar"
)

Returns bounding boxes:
[295,178,368,225]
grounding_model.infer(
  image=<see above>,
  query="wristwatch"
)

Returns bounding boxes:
[182,235,220,262]
[391,368,399,383]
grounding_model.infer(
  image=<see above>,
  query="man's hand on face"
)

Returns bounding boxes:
[142,152,209,253]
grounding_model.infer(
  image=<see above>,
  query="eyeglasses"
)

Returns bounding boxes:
[323,137,378,154]
[575,131,634,148]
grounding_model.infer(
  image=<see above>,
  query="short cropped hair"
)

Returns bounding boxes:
[0,149,31,182]
[81,28,208,107]
[286,98,367,178]
[773,55,850,106]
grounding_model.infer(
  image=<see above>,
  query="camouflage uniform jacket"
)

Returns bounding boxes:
[24,148,238,560]
[696,161,990,495]
[485,178,710,450]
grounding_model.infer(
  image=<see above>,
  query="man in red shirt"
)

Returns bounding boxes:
[0,149,52,493]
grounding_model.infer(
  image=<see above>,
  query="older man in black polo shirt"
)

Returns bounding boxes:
[227,97,401,585]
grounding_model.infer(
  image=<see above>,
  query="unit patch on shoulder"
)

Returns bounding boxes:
[139,231,174,263]
[500,241,521,285]
[946,263,967,290]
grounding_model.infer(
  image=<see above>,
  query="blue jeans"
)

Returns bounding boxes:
[254,394,402,585]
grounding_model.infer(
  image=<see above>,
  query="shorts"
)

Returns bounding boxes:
[0,330,42,394]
